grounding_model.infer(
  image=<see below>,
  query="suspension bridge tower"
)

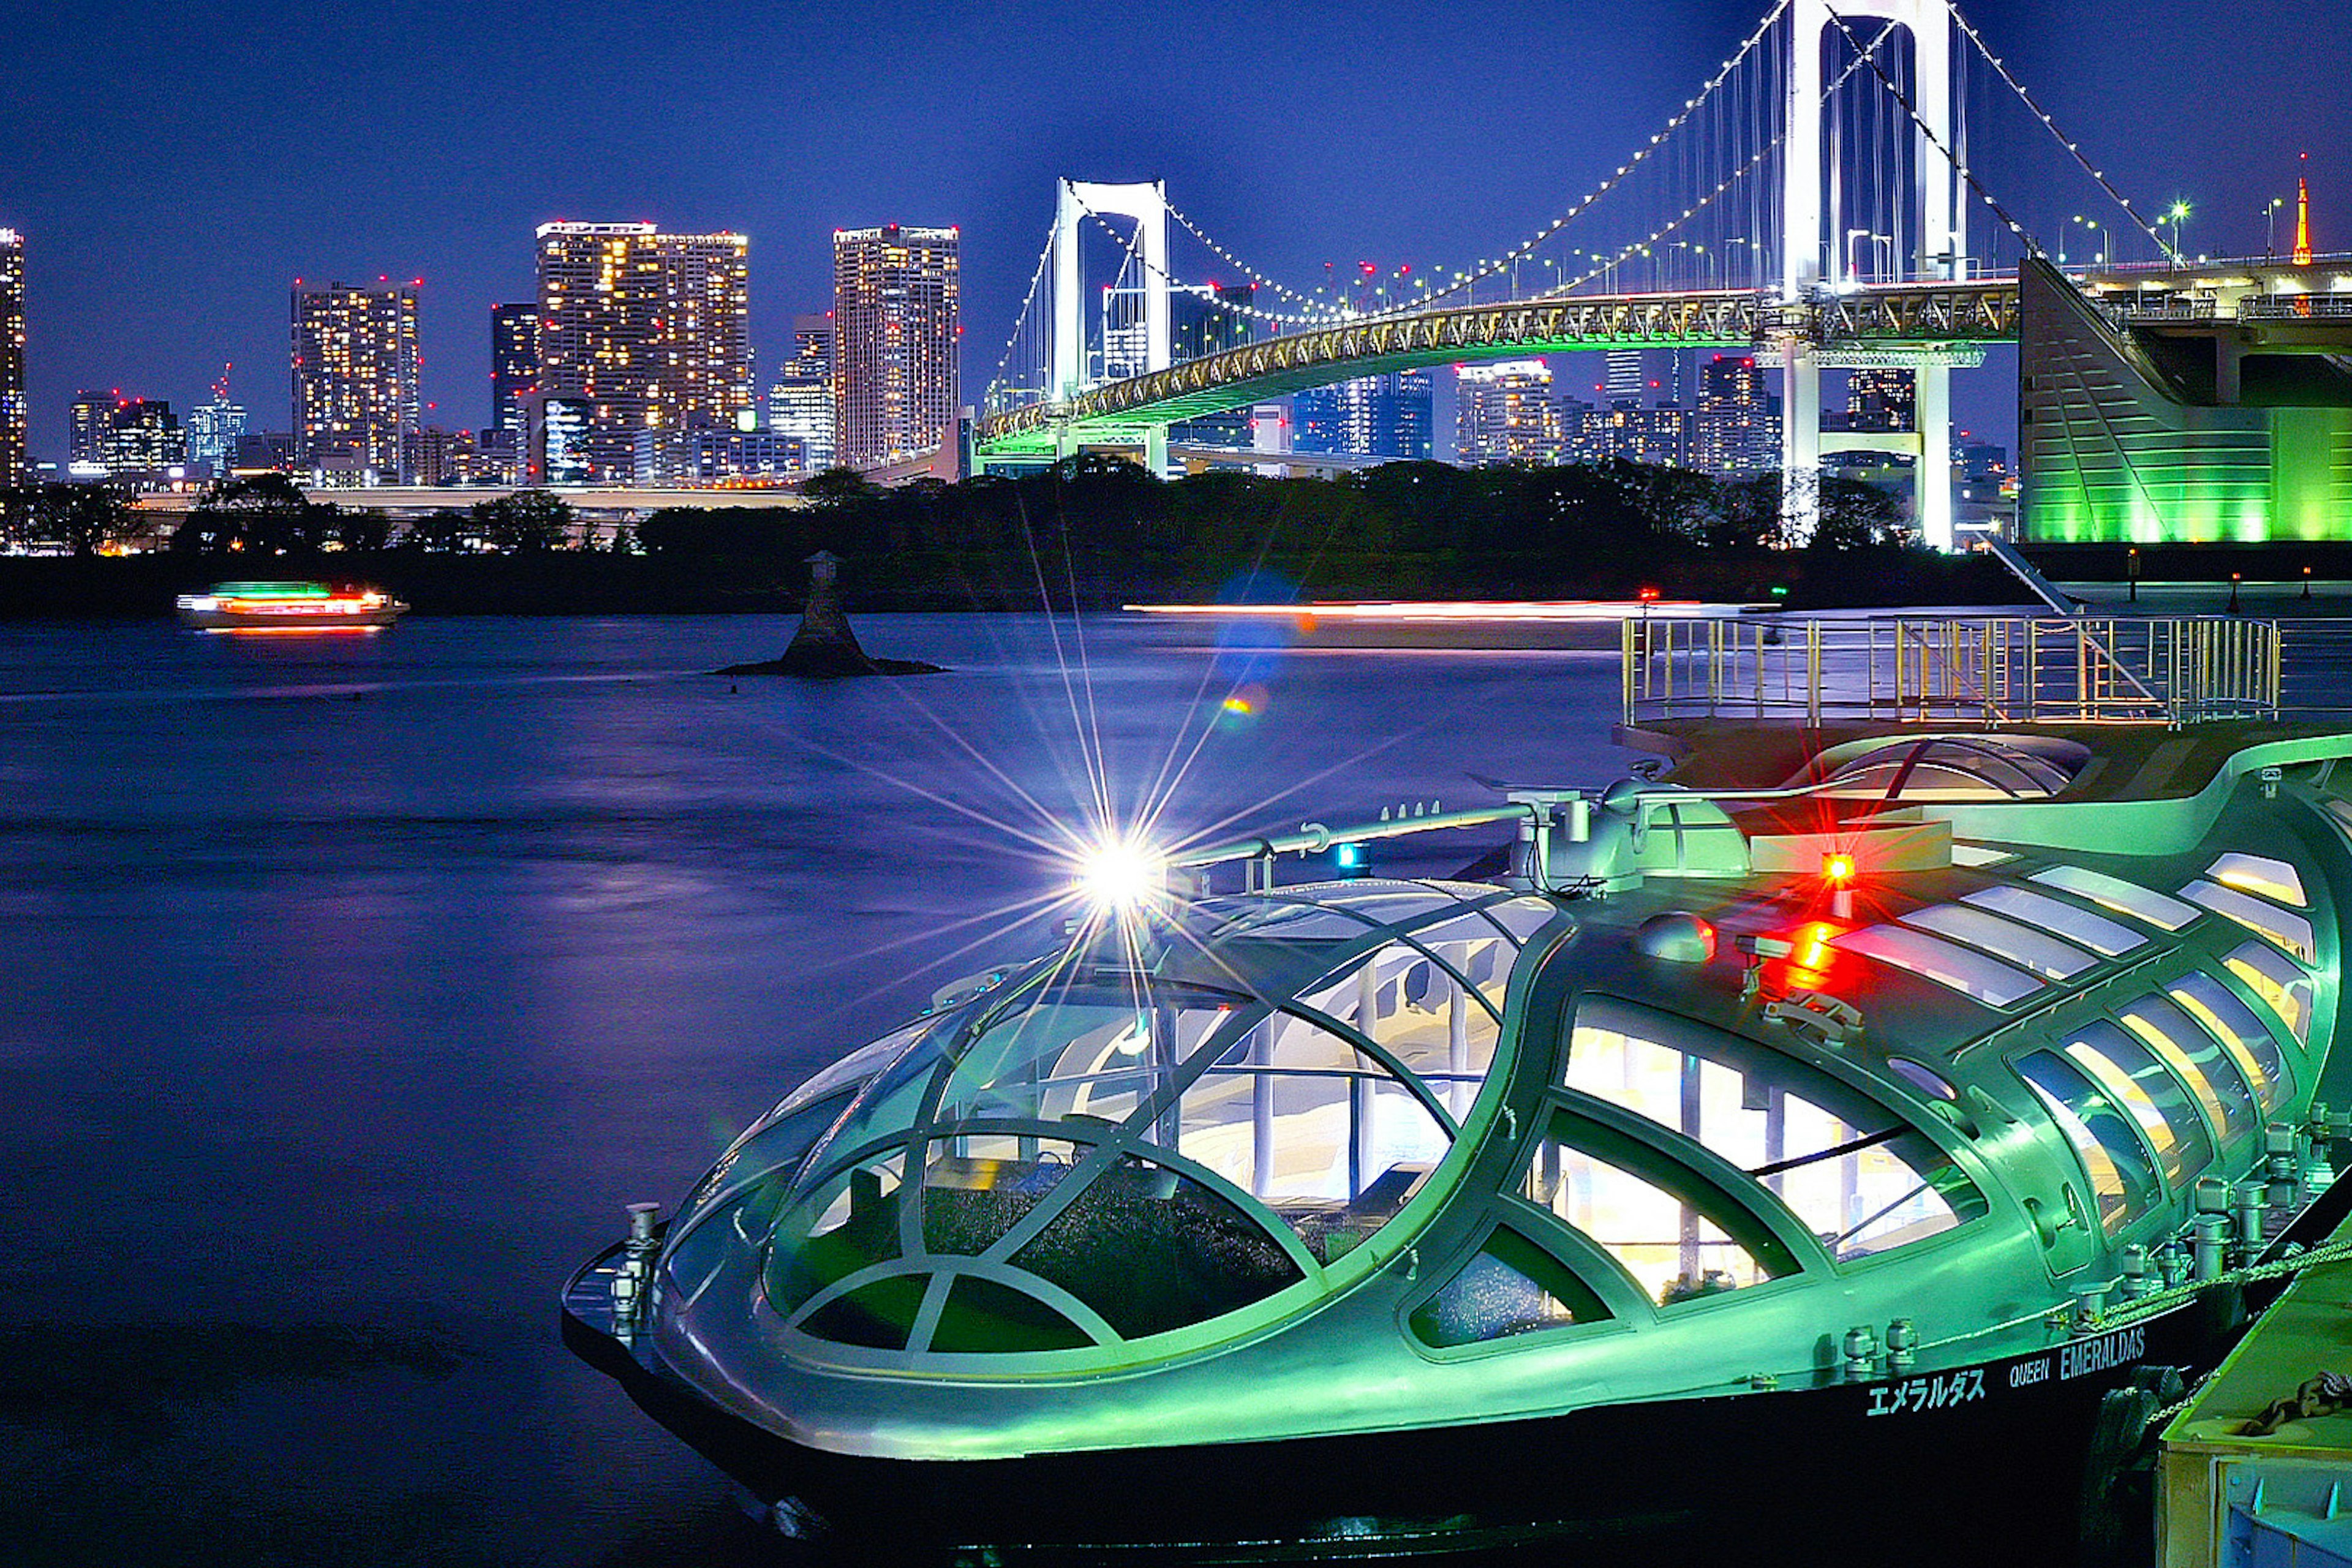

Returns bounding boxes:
[1050,179,1174,469]
[1781,0,1966,549]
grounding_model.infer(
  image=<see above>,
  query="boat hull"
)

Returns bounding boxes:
[177,604,405,631]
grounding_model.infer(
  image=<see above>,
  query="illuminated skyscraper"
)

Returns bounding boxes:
[767,312,835,473]
[832,224,960,471]
[1294,369,1433,461]
[100,398,186,482]
[0,228,22,482]
[185,370,247,481]
[535,222,753,481]
[1847,368,1915,432]
[490,303,540,440]
[68,390,113,471]
[1456,360,1563,464]
[291,279,421,483]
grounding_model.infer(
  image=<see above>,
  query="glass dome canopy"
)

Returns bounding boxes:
[1812,735,2090,802]
[670,881,1562,1363]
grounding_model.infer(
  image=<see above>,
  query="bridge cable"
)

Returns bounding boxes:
[1944,2,2182,265]
[1820,4,2046,265]
[984,224,1062,412]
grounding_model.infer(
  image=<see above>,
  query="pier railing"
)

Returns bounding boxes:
[1623,615,2280,728]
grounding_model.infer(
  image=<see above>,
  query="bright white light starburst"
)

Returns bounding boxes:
[1074,836,1167,914]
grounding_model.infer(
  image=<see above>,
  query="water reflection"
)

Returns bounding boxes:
[1,614,1625,1563]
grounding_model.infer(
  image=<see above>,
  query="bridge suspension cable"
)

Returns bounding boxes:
[1417,0,1793,309]
[983,224,1060,413]
[1944,1,2182,264]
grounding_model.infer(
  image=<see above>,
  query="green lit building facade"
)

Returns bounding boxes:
[2019,258,2352,543]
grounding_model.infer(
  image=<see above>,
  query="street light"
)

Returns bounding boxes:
[2166,200,2192,265]
[2071,216,2111,270]
[2265,197,2286,260]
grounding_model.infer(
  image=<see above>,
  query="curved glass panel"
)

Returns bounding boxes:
[1006,1156,1305,1338]
[767,1150,908,1321]
[2016,1049,2160,1234]
[2180,880,2316,965]
[2063,1020,2215,1186]
[1823,737,2086,801]
[2032,865,2198,932]
[1521,1112,1801,1306]
[1902,904,2097,981]
[1832,924,2040,1007]
[2168,971,2294,1112]
[1563,1005,1983,1263]
[670,1086,859,1246]
[918,1136,1090,1256]
[1964,884,2146,957]
[2207,853,2309,908]
[1409,1226,1611,1348]
[2225,940,2316,1046]
[929,1276,1095,1355]
[2116,995,2259,1147]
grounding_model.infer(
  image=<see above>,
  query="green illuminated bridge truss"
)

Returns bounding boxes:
[974,281,2022,458]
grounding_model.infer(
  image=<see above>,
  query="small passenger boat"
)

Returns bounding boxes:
[565,614,2352,1562]
[175,581,407,631]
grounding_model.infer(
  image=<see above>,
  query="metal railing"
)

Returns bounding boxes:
[1623,615,2281,728]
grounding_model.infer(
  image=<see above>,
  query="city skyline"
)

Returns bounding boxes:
[0,0,2342,469]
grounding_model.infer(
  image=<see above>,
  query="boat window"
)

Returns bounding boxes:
[2179,880,2316,965]
[2114,997,2258,1147]
[2015,1050,2160,1233]
[2223,940,2316,1046]
[1006,1156,1304,1339]
[1962,885,2146,957]
[767,1151,909,1321]
[1521,1114,1798,1305]
[1887,1058,1958,1100]
[670,1086,861,1246]
[1478,895,1566,944]
[1562,1008,1983,1262]
[1177,1012,1451,1264]
[2030,865,2198,932]
[2062,1022,2215,1186]
[1292,937,1504,1112]
[933,992,1235,1131]
[2167,972,2294,1111]
[1950,844,2017,868]
[1901,903,2098,981]
[1408,1226,1611,1348]
[929,1276,1097,1355]
[918,1136,1090,1256]
[2207,853,2309,908]
[1831,924,2041,1007]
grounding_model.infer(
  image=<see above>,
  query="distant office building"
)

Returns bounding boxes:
[184,378,247,480]
[531,395,595,486]
[1959,439,2010,484]
[767,312,835,473]
[490,303,540,441]
[1292,369,1432,460]
[535,222,753,481]
[635,424,799,485]
[292,279,421,484]
[833,224,960,471]
[0,228,21,482]
[1691,353,1779,477]
[404,425,477,487]
[1456,360,1564,464]
[1580,404,1689,468]
[1602,349,1644,409]
[1847,368,1916,432]
[67,390,113,470]
[233,430,300,473]
[101,398,186,482]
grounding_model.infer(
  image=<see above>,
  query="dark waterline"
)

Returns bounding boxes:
[1,614,1636,1566]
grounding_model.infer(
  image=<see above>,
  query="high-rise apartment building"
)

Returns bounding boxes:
[1456,360,1564,464]
[0,228,23,482]
[1691,353,1779,477]
[767,312,835,474]
[490,303,540,440]
[832,224,960,471]
[291,279,421,484]
[535,222,752,481]
[1580,404,1689,468]
[102,398,187,480]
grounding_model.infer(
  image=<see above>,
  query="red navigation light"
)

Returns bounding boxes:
[1637,585,1660,603]
[1822,852,1857,886]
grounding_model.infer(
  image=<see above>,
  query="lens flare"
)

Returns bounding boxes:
[1075,836,1166,913]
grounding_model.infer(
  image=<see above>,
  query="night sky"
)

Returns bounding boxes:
[2,0,2342,466]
